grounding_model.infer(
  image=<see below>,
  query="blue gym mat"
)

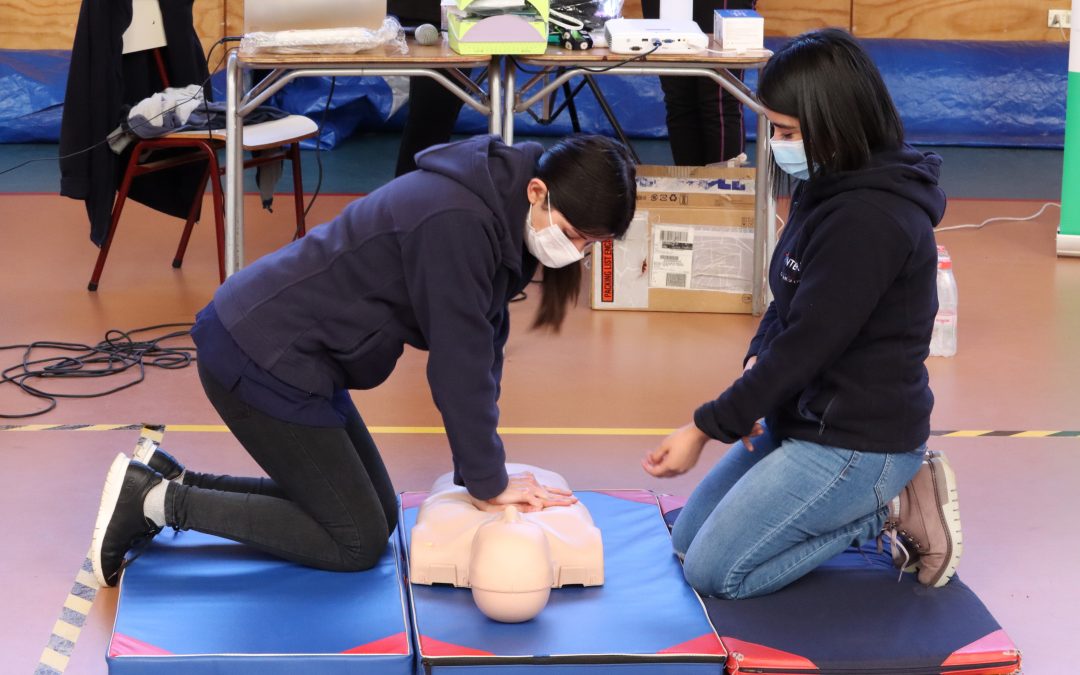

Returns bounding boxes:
[401,489,727,674]
[659,498,1021,675]
[107,529,413,675]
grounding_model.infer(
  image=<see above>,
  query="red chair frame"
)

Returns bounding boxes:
[87,49,308,291]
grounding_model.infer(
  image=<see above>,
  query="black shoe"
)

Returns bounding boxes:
[91,454,164,587]
[132,438,185,482]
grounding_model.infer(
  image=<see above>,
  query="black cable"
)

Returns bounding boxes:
[0,36,236,179]
[0,323,195,419]
[303,76,336,219]
[509,43,661,77]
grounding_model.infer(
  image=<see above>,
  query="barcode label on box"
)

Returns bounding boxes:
[661,230,691,247]
[665,273,688,288]
[651,226,694,289]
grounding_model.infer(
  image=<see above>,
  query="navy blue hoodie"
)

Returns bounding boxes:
[694,145,946,453]
[212,136,542,499]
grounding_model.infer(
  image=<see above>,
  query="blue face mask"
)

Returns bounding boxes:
[769,138,811,180]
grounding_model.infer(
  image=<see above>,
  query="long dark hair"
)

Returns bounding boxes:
[532,135,636,331]
[757,28,904,193]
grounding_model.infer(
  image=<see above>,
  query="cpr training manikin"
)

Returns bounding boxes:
[410,464,604,622]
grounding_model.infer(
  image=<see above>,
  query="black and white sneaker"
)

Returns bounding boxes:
[90,454,164,587]
[132,438,185,482]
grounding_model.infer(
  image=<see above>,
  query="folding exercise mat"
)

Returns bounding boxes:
[107,529,413,675]
[401,489,727,673]
[659,498,1022,675]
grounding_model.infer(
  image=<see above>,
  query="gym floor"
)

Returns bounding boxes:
[0,135,1075,673]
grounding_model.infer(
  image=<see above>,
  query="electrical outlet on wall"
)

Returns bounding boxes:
[1048,9,1071,28]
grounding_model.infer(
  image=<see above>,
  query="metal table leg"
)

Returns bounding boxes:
[488,57,503,138]
[753,109,772,315]
[225,51,245,277]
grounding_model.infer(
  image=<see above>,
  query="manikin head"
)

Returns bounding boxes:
[468,506,554,623]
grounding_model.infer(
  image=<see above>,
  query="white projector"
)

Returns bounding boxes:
[604,18,708,55]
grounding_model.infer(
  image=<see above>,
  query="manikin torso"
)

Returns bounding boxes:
[410,464,604,622]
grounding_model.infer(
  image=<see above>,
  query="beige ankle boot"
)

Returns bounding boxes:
[882,451,963,588]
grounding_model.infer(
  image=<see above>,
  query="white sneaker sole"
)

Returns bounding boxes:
[927,450,963,587]
[132,437,157,466]
[90,453,130,587]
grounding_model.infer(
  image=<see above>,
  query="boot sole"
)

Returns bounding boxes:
[90,453,130,587]
[925,450,963,587]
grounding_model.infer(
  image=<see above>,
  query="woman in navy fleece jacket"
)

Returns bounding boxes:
[644,30,956,598]
[89,135,636,587]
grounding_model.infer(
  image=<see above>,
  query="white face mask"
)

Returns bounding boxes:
[769,137,811,180]
[524,192,585,269]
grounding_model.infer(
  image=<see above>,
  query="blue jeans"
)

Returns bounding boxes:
[671,427,925,599]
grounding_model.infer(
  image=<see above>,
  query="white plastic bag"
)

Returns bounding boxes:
[240,16,408,55]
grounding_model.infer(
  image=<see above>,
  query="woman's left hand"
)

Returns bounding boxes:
[475,471,578,512]
[642,423,710,478]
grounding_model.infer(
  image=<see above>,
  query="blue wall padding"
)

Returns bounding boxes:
[1,38,1070,148]
[737,38,1068,148]
[847,39,1066,148]
[0,50,69,143]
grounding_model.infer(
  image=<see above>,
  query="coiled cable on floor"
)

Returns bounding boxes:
[0,323,195,419]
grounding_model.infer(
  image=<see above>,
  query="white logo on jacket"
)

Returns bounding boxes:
[780,251,802,284]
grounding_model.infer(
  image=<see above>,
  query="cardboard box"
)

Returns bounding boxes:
[712,9,764,52]
[592,165,756,314]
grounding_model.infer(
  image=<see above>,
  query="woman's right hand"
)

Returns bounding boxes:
[642,422,710,478]
[475,471,578,512]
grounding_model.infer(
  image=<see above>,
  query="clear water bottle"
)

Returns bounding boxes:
[930,256,958,357]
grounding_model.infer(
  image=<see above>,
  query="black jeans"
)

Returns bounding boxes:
[394,71,470,177]
[165,361,398,571]
[640,0,756,165]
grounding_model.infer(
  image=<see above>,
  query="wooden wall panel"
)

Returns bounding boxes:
[757,0,851,37]
[0,0,82,50]
[226,0,244,41]
[196,0,227,57]
[0,0,225,53]
[853,0,1069,41]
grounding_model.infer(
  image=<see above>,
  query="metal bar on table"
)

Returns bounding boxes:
[447,67,485,98]
[243,68,288,107]
[239,67,491,117]
[514,65,765,115]
[224,57,495,277]
[582,75,639,163]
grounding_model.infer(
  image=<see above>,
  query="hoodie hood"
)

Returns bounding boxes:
[415,135,544,274]
[802,144,946,227]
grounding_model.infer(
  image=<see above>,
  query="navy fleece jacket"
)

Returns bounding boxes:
[213,135,542,499]
[694,145,946,453]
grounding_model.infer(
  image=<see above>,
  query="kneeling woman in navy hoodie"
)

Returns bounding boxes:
[91,134,636,586]
[644,29,961,597]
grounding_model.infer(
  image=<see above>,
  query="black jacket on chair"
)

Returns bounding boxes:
[59,0,211,246]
